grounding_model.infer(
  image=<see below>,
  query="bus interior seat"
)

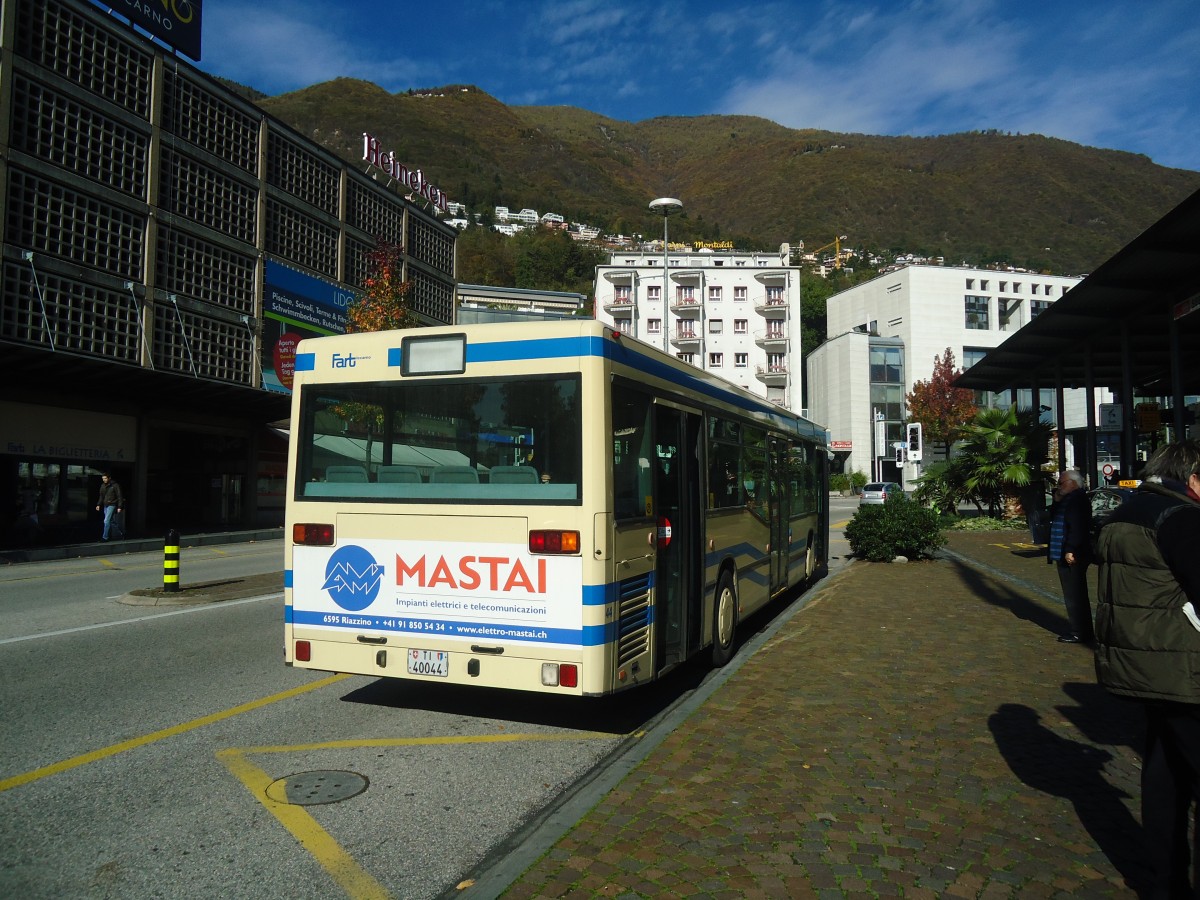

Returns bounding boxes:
[489,465,539,484]
[429,465,479,484]
[378,465,423,483]
[326,465,369,483]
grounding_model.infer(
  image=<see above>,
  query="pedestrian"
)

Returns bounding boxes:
[1047,468,1094,644]
[1094,439,1200,898]
[95,472,124,541]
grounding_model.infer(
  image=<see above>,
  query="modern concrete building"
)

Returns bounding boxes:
[0,0,457,549]
[807,265,1085,482]
[593,245,804,411]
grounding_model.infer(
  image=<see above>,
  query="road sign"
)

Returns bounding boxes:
[1098,403,1122,432]
[1102,463,1115,477]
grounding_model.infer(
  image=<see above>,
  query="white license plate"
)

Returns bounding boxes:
[407,649,449,678]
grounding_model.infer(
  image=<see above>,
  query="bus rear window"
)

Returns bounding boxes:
[294,375,581,503]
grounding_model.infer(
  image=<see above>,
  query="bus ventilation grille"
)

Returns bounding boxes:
[617,573,652,665]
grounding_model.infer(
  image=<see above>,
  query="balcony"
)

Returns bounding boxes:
[754,329,788,349]
[754,297,788,317]
[603,297,634,315]
[670,329,701,348]
[755,364,789,386]
[669,295,701,314]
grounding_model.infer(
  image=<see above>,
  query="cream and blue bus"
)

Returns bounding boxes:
[284,321,828,696]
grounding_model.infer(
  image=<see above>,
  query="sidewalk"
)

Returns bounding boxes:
[490,531,1148,898]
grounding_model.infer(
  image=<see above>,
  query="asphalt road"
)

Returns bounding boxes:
[0,507,856,899]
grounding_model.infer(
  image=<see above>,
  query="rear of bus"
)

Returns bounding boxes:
[283,322,607,695]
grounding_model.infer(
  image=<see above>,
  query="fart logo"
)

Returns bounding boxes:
[322,545,384,611]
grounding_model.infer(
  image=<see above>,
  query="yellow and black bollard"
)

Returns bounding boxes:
[164,528,180,593]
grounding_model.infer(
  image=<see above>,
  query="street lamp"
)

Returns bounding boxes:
[649,197,683,352]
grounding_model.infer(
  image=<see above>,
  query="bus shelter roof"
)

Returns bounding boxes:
[956,186,1200,398]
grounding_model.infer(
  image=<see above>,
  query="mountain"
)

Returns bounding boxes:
[260,80,1200,276]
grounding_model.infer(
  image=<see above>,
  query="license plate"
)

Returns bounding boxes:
[407,649,449,678]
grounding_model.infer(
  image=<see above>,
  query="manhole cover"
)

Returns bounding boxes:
[266,770,368,806]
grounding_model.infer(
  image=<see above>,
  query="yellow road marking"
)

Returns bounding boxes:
[0,673,351,793]
[218,730,622,899]
[218,750,391,900]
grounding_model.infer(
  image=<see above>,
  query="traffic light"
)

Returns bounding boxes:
[894,445,906,466]
[906,422,923,462]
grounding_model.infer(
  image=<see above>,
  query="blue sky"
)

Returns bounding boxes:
[192,0,1200,172]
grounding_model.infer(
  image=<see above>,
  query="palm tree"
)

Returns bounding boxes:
[955,406,1051,517]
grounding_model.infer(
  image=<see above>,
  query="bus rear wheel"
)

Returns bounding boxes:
[712,571,737,666]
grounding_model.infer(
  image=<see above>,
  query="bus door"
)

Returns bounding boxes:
[768,439,791,594]
[653,403,704,670]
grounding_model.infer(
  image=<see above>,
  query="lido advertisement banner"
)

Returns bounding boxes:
[262,260,354,393]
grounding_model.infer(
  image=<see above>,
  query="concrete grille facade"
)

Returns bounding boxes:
[0,0,457,547]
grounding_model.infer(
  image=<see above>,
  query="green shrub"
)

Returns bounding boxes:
[830,473,850,492]
[849,471,868,491]
[844,494,947,562]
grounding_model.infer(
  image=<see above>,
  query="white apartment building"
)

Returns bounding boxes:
[807,265,1087,482]
[593,245,804,411]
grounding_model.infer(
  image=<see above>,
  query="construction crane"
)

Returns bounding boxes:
[809,235,849,269]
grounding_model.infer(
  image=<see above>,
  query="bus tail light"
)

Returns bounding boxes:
[541,663,579,688]
[293,523,334,546]
[295,640,311,662]
[529,530,579,554]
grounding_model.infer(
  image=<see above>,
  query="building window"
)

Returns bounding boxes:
[647,285,661,301]
[614,286,631,303]
[709,353,723,367]
[709,319,723,333]
[735,353,748,367]
[1012,282,1022,293]
[708,286,722,302]
[1031,283,1039,295]
[1031,300,1051,319]
[870,345,903,384]
[678,353,694,364]
[648,318,661,334]
[966,278,975,290]
[766,353,785,371]
[965,295,990,330]
[766,286,784,304]
[999,281,1007,293]
[615,319,631,334]
[734,318,748,334]
[734,286,747,301]
[676,285,696,303]
[677,321,696,338]
[980,279,989,291]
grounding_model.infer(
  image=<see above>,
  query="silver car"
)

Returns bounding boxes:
[859,481,902,505]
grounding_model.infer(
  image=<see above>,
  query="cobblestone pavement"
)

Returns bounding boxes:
[498,531,1149,899]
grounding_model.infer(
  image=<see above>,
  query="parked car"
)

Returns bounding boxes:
[1088,486,1137,538]
[859,482,902,506]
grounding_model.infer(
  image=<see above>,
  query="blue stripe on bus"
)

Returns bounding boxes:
[388,347,403,367]
[290,608,603,646]
[285,569,293,588]
[294,353,315,372]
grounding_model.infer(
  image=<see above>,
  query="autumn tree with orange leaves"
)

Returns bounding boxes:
[906,348,978,460]
[345,238,414,333]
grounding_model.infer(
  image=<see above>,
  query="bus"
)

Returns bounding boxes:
[284,321,828,696]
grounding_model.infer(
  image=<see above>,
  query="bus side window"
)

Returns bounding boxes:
[612,382,653,520]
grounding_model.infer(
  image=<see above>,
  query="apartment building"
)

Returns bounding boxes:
[593,246,803,411]
[807,265,1084,481]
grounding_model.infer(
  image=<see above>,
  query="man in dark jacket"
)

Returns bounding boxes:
[95,472,124,541]
[1048,468,1093,643]
[1094,439,1200,898]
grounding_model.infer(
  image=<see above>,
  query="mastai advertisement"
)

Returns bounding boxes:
[291,539,584,647]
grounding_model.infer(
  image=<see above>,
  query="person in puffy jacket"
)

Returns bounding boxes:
[1094,440,1200,898]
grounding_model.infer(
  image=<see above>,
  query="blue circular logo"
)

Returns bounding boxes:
[321,545,383,611]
